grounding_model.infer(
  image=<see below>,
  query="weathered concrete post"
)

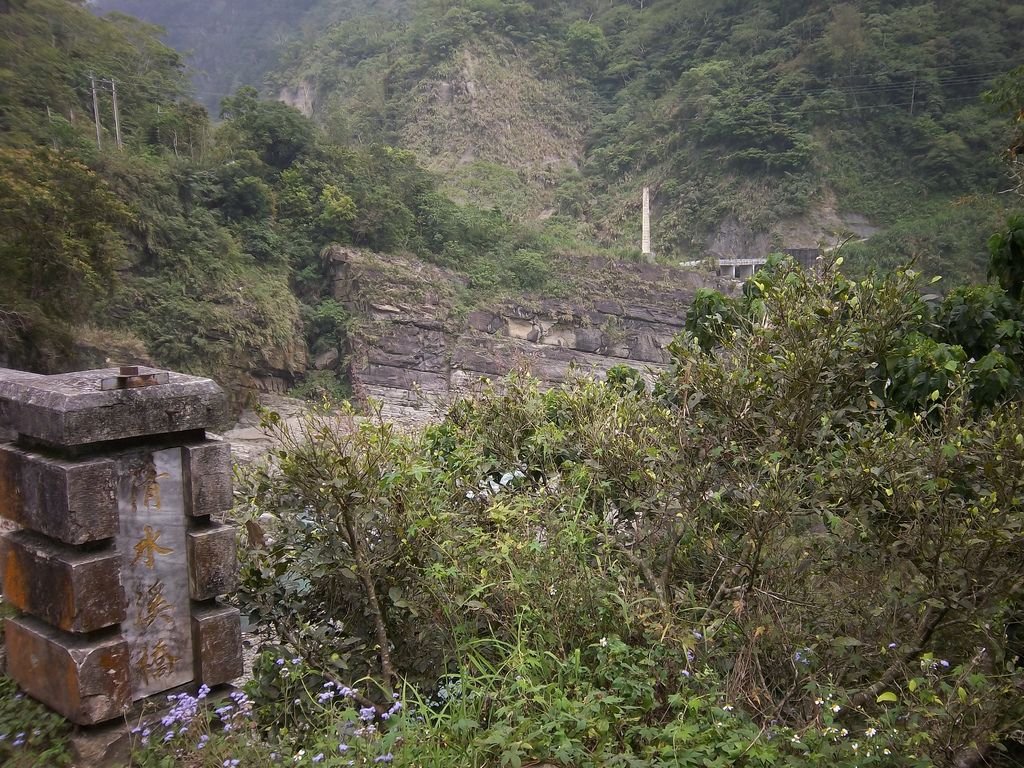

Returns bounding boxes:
[641,186,652,258]
[0,366,242,726]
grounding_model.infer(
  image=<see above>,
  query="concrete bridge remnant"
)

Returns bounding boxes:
[716,247,821,279]
[0,366,242,726]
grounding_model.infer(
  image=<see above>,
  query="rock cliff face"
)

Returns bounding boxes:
[327,247,725,423]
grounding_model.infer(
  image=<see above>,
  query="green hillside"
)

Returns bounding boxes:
[8,6,1024,768]
[4,0,1024,392]
[281,0,1023,279]
[0,0,548,396]
[93,0,1023,282]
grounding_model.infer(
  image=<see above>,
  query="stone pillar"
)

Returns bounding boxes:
[641,187,652,257]
[0,366,242,726]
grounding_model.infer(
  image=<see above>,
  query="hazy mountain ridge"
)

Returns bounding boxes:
[90,0,406,113]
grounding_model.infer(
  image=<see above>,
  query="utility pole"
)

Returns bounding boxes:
[109,78,124,149]
[90,74,102,149]
[46,105,57,149]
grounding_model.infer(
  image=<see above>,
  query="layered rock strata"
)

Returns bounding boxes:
[327,247,723,423]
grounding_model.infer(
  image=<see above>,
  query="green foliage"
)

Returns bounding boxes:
[0,147,129,321]
[317,185,357,240]
[988,215,1024,300]
[984,63,1024,165]
[128,654,401,766]
[932,283,1023,360]
[219,172,275,221]
[230,261,1024,765]
[0,0,552,394]
[0,676,72,766]
[884,332,967,412]
[606,363,646,396]
[684,288,740,351]
[564,20,609,80]
[86,0,1024,274]
[237,404,436,692]
[220,86,315,170]
[303,299,350,355]
[0,146,131,366]
[687,255,1024,411]
[842,197,1013,288]
[505,249,550,292]
[0,0,190,150]
[289,371,351,404]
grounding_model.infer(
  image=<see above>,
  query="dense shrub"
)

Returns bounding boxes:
[233,262,1024,766]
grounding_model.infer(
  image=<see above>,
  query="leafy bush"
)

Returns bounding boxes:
[288,371,351,404]
[0,676,72,766]
[232,260,1024,766]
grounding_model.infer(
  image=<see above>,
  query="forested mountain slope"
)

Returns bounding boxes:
[90,0,1024,283]
[0,0,559,401]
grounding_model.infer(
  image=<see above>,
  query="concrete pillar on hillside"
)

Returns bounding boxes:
[641,187,652,258]
[0,366,242,726]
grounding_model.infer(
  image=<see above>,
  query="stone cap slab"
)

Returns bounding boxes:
[0,367,226,448]
[0,369,44,442]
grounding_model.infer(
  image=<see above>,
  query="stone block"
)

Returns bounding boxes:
[0,368,226,448]
[362,364,447,392]
[0,445,117,543]
[1,531,124,633]
[116,447,195,700]
[313,349,339,370]
[68,719,132,768]
[191,603,243,686]
[187,524,238,600]
[182,441,232,518]
[593,299,622,316]
[628,333,668,364]
[574,328,606,354]
[5,616,130,725]
[506,318,536,341]
[467,310,504,334]
[623,305,685,326]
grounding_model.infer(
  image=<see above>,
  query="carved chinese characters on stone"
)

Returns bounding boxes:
[116,448,194,699]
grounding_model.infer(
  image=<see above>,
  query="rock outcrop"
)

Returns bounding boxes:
[327,247,725,423]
